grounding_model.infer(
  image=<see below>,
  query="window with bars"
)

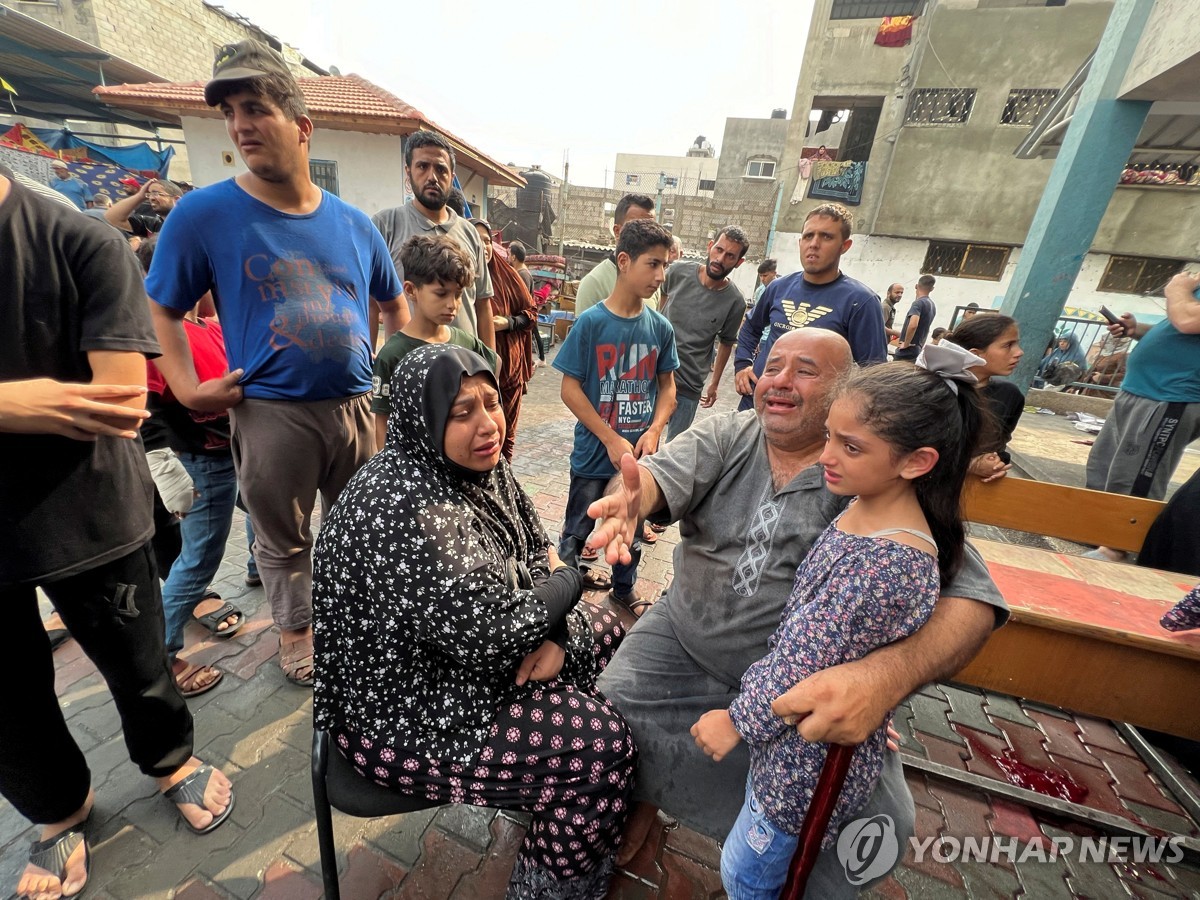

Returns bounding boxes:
[921,241,1010,281]
[698,179,716,192]
[309,159,339,195]
[904,88,976,125]
[830,0,924,19]
[625,174,640,186]
[1000,89,1059,126]
[745,159,777,178]
[1097,255,1183,295]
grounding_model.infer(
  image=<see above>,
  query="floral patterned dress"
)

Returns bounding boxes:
[728,515,939,848]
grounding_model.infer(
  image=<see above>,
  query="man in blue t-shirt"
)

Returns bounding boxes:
[48,160,93,211]
[145,40,406,687]
[554,219,679,616]
[734,202,886,410]
[894,274,937,361]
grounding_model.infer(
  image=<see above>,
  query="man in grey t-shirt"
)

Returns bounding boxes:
[587,329,1007,895]
[661,225,748,440]
[372,132,495,349]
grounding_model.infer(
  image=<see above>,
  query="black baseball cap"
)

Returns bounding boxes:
[204,40,296,106]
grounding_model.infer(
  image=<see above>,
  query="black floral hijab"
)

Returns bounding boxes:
[386,343,544,566]
[313,343,555,760]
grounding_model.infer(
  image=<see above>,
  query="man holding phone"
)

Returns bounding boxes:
[1084,271,1200,560]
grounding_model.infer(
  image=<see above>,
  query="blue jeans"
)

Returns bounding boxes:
[161,453,238,658]
[558,473,641,597]
[721,781,799,900]
[666,395,700,442]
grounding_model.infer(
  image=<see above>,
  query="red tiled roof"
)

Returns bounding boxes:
[94,74,522,186]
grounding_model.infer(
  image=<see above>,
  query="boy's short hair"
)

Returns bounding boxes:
[208,72,308,121]
[508,241,527,263]
[616,219,673,263]
[444,187,467,216]
[757,258,777,276]
[399,234,473,290]
[918,274,937,290]
[804,202,854,240]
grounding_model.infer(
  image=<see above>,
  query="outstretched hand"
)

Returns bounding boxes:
[0,379,149,440]
[585,452,641,567]
[771,661,891,746]
[516,640,565,686]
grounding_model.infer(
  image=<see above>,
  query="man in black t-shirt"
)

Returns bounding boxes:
[0,166,234,899]
[105,177,181,237]
[895,274,937,361]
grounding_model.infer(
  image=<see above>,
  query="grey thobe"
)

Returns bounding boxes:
[596,410,1007,895]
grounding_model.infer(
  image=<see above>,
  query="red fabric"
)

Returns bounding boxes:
[146,318,228,397]
[874,15,914,47]
[487,256,537,394]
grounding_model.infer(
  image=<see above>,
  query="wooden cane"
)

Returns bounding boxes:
[780,742,855,900]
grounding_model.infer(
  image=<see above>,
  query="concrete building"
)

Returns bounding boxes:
[95,75,523,216]
[613,136,717,199]
[772,0,1200,326]
[597,113,790,266]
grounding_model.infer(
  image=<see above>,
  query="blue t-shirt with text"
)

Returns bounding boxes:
[553,302,679,479]
[146,179,401,401]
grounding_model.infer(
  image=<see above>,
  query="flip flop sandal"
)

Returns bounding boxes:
[162,765,235,835]
[280,639,314,687]
[26,818,90,898]
[580,545,600,562]
[578,565,613,592]
[193,594,244,639]
[608,590,656,619]
[648,522,668,534]
[175,662,224,698]
[641,526,659,546]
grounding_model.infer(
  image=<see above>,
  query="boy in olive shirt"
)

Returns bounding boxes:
[372,235,497,449]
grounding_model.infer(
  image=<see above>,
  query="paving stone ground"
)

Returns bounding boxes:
[9,350,1200,898]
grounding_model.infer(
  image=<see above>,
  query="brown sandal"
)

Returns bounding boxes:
[175,662,223,698]
[280,638,314,687]
[609,590,656,619]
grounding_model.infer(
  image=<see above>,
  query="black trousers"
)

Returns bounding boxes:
[0,542,194,823]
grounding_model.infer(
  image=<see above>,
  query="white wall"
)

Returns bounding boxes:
[613,153,718,192]
[770,231,1171,330]
[181,117,408,216]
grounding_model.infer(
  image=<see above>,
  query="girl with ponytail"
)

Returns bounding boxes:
[692,345,985,899]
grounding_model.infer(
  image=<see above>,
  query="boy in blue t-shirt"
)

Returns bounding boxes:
[553,219,679,615]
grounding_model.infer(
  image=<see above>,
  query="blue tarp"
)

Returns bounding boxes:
[31,127,173,176]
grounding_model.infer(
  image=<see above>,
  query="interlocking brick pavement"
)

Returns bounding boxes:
[8,352,1200,898]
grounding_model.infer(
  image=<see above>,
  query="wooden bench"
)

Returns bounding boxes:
[956,477,1200,740]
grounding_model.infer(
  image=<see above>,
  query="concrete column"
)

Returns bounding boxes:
[1000,0,1156,390]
